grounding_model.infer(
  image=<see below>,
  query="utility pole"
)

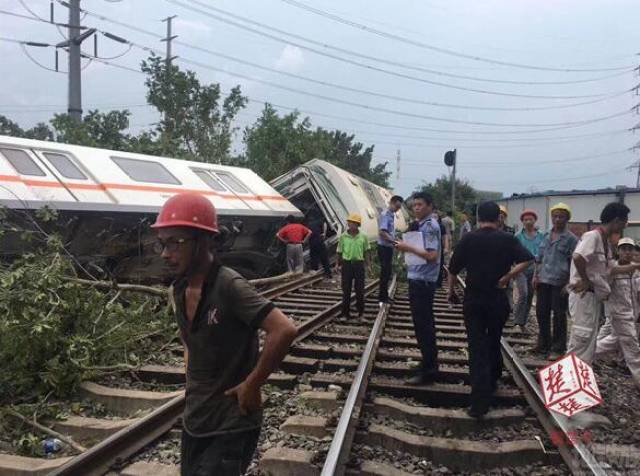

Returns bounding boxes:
[67,0,82,122]
[161,16,178,68]
[396,149,401,190]
[56,0,95,123]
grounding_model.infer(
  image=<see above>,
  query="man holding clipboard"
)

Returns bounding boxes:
[395,192,442,385]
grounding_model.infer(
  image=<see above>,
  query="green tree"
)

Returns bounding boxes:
[242,105,312,180]
[50,110,132,150]
[142,55,247,163]
[416,175,478,213]
[242,104,391,186]
[0,115,54,141]
[311,128,390,187]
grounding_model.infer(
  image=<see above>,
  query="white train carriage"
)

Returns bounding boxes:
[0,135,301,281]
[270,159,408,248]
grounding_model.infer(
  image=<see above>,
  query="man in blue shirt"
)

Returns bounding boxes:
[513,209,545,332]
[533,203,578,357]
[377,195,404,304]
[395,192,441,385]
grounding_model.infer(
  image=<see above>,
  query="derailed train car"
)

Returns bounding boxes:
[270,159,408,249]
[0,135,301,281]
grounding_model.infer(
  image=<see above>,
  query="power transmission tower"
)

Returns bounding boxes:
[161,16,178,67]
[628,159,640,188]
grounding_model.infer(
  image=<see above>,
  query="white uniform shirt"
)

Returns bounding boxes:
[569,230,613,300]
[604,262,640,319]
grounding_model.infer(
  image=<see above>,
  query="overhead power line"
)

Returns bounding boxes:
[6,32,629,135]
[162,0,634,100]
[279,0,636,73]
[121,36,634,128]
[401,148,632,167]
[0,8,85,28]
[68,5,637,109]
[168,0,637,86]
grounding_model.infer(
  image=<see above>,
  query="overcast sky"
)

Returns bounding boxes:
[2,0,639,197]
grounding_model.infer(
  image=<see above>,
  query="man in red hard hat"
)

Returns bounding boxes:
[512,209,544,333]
[152,193,297,475]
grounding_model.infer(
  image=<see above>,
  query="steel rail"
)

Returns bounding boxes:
[295,279,379,342]
[49,394,184,476]
[261,270,325,300]
[321,275,397,476]
[447,267,606,476]
[50,273,375,476]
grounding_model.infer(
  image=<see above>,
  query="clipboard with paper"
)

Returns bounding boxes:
[402,231,427,266]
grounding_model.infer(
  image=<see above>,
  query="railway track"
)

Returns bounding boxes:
[259,274,617,476]
[3,271,635,475]
[0,271,378,476]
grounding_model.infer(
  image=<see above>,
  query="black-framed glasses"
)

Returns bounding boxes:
[153,237,194,254]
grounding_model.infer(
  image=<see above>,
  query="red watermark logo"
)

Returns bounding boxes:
[538,353,602,417]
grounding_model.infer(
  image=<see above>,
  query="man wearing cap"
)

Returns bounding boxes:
[567,202,630,364]
[395,192,441,384]
[153,193,298,475]
[276,215,312,273]
[513,209,544,333]
[459,212,472,241]
[338,213,370,318]
[498,206,515,234]
[594,237,640,388]
[378,195,404,304]
[533,203,578,358]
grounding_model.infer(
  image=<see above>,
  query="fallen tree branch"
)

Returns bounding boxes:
[63,270,309,296]
[62,277,166,297]
[3,408,87,453]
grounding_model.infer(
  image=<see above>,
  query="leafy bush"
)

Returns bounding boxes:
[0,234,176,403]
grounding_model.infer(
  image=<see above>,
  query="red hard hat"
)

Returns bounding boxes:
[520,209,538,221]
[151,193,219,233]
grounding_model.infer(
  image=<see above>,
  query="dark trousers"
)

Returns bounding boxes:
[377,245,393,301]
[181,428,260,476]
[341,261,365,317]
[408,279,438,375]
[310,241,331,277]
[463,291,510,412]
[536,283,568,353]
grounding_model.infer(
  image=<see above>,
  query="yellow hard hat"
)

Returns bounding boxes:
[347,213,362,225]
[550,202,572,220]
[499,205,508,216]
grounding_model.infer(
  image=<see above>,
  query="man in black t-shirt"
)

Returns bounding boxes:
[153,193,298,475]
[448,201,533,418]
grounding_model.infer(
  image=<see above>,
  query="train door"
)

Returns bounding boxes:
[0,146,76,203]
[33,150,115,204]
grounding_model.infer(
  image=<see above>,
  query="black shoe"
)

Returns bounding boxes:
[467,406,488,419]
[406,373,438,385]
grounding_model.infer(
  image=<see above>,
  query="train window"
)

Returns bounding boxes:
[111,156,181,185]
[192,168,227,192]
[215,171,249,193]
[0,148,45,176]
[44,152,87,180]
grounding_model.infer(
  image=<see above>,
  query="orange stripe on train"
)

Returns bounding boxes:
[0,175,288,202]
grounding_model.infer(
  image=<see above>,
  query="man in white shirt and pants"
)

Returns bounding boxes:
[567,202,630,364]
